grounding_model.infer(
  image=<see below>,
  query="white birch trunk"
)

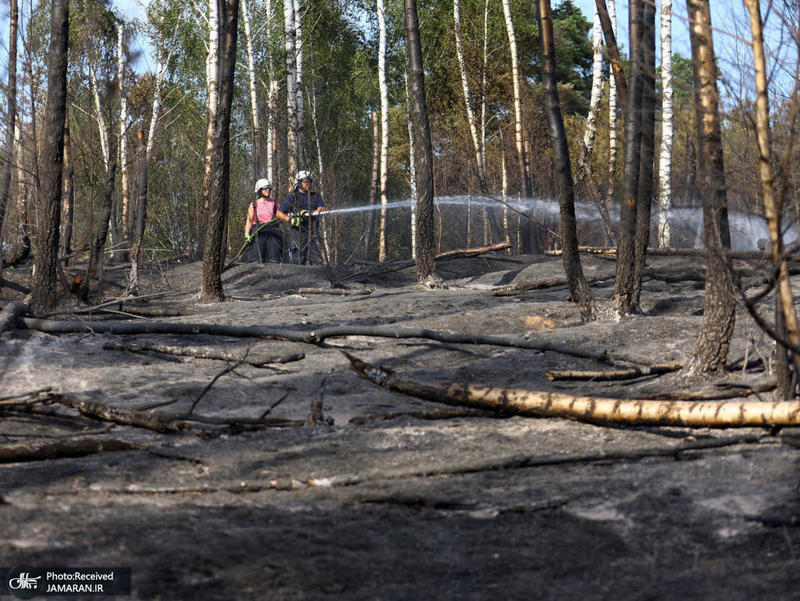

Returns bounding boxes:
[454,0,484,185]
[267,80,278,184]
[146,51,169,161]
[481,0,488,172]
[582,5,603,157]
[378,0,389,262]
[242,0,261,178]
[284,0,298,175]
[310,86,330,262]
[406,73,417,260]
[265,0,275,183]
[294,0,304,152]
[657,0,674,248]
[502,0,529,196]
[203,0,219,193]
[88,63,109,173]
[118,24,129,248]
[502,143,510,251]
[606,0,618,207]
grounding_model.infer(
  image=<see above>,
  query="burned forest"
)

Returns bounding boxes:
[2,0,800,599]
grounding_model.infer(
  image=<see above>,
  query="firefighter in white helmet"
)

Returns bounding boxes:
[244,179,289,263]
[280,170,325,265]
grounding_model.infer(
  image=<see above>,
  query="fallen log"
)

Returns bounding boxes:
[51,395,208,437]
[0,438,148,463]
[546,363,683,381]
[102,340,304,366]
[0,301,27,336]
[16,318,652,367]
[345,352,800,427]
[283,287,375,296]
[545,246,795,261]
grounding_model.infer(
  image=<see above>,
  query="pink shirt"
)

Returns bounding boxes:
[251,199,277,224]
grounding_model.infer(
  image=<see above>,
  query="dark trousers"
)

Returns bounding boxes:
[289,228,322,265]
[248,227,283,263]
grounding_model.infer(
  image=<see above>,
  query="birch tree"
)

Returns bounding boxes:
[501,0,531,202]
[128,49,169,294]
[656,0,674,248]
[744,0,800,377]
[377,0,389,262]
[577,2,615,243]
[199,0,219,257]
[366,110,378,259]
[242,0,261,179]
[454,0,500,243]
[406,74,418,260]
[284,0,298,174]
[605,0,620,208]
[294,0,304,155]
[117,23,130,260]
[30,0,68,314]
[454,0,484,190]
[0,0,18,277]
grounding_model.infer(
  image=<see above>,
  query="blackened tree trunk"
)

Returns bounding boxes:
[683,0,735,374]
[594,0,627,111]
[29,0,68,314]
[81,123,117,299]
[611,0,644,316]
[0,0,18,280]
[404,0,439,285]
[127,130,148,296]
[537,0,595,320]
[201,0,239,301]
[631,0,656,309]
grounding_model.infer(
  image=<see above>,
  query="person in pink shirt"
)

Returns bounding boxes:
[244,179,290,263]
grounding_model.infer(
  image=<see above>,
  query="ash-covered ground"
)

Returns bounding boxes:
[1,251,799,600]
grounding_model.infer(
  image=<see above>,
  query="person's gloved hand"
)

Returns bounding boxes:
[245,232,253,243]
[289,214,302,228]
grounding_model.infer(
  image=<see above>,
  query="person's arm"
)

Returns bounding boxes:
[276,209,290,224]
[313,193,325,213]
[244,204,255,236]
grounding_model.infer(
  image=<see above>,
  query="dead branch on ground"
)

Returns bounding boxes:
[345,352,797,427]
[546,363,683,381]
[0,438,148,463]
[17,318,653,368]
[283,287,375,296]
[103,340,304,366]
[51,394,208,437]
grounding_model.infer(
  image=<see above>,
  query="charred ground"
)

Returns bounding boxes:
[1,252,799,600]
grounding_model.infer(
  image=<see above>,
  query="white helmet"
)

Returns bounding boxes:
[254,178,272,194]
[296,170,312,183]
